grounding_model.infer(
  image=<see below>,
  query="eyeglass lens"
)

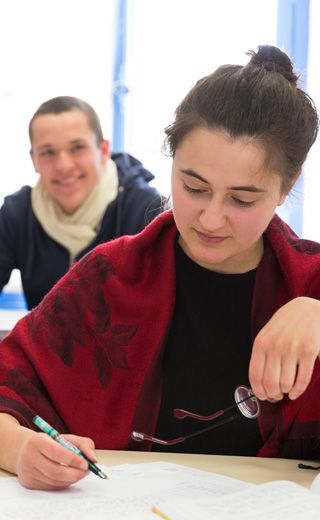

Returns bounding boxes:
[234,385,260,419]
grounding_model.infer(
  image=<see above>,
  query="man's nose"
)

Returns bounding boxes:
[55,151,75,172]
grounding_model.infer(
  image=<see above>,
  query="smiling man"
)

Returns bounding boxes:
[0,96,163,309]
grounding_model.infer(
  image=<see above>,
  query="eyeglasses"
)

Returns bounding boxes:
[132,385,260,446]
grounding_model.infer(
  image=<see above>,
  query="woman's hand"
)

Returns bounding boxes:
[16,431,96,490]
[249,297,320,401]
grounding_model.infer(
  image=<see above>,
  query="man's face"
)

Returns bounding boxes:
[30,110,109,214]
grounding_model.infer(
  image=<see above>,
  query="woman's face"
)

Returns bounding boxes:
[171,128,287,273]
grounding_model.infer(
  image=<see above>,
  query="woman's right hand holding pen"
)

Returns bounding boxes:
[0,413,96,490]
[17,431,97,490]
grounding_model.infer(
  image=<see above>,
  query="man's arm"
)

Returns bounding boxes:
[0,198,20,292]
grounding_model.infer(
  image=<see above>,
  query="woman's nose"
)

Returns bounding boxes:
[199,198,227,230]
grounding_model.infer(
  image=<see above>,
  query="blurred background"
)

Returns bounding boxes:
[0,0,318,244]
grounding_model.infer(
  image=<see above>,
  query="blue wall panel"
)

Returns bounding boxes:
[277,0,310,235]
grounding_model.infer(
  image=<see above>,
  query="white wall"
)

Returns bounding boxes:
[124,0,278,196]
[0,0,115,204]
[124,0,320,243]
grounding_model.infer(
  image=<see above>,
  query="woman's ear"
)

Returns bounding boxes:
[278,169,302,206]
[290,169,302,190]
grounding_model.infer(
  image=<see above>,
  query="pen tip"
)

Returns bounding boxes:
[99,470,108,479]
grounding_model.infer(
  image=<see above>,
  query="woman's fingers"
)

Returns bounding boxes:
[64,434,97,462]
[288,354,316,400]
[250,343,315,401]
[17,433,92,490]
[249,297,320,401]
[279,357,297,395]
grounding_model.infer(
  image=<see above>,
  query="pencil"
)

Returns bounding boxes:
[152,504,173,520]
[32,415,108,479]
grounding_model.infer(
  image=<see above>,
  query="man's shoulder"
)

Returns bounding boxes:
[0,186,33,236]
[1,186,33,221]
[112,152,156,187]
[2,185,32,210]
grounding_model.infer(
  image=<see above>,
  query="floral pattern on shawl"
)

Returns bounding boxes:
[25,253,137,389]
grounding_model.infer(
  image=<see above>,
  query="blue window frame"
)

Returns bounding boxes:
[277,0,310,235]
[112,0,311,235]
[112,0,128,152]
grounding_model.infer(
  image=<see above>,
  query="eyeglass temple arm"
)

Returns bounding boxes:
[174,394,254,421]
[132,412,241,446]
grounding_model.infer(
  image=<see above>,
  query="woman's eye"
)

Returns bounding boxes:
[232,197,255,207]
[183,183,207,194]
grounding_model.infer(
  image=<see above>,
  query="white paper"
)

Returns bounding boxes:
[2,461,319,519]
[310,469,320,493]
[155,479,320,520]
[0,462,249,519]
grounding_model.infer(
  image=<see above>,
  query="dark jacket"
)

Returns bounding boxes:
[0,152,163,309]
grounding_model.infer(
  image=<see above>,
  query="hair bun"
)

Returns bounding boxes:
[247,45,298,85]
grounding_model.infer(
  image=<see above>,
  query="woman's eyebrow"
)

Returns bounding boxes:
[180,168,210,184]
[229,185,267,193]
[180,168,267,193]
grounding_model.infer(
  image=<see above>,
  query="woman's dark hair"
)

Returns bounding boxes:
[165,45,319,191]
[29,96,104,146]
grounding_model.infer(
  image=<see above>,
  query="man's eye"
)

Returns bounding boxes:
[71,144,86,153]
[40,149,54,157]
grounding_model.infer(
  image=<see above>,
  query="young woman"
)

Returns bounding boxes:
[0,45,319,490]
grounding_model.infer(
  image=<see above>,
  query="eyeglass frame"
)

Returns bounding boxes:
[132,385,260,447]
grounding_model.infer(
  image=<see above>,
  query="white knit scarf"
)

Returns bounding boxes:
[31,158,118,261]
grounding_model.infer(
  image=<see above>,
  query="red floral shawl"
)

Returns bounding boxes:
[0,210,320,459]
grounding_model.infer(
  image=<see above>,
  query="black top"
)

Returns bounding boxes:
[153,241,262,455]
[0,153,163,309]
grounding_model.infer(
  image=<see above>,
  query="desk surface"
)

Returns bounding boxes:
[0,450,316,488]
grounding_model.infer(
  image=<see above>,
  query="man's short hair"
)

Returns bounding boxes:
[29,96,104,145]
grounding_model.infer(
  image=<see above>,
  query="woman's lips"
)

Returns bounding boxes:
[195,230,228,244]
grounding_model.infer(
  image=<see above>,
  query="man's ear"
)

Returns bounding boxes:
[29,149,40,174]
[100,140,110,164]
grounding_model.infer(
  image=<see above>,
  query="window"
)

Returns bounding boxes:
[0,0,115,204]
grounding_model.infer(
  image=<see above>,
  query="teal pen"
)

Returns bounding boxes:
[32,415,108,479]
